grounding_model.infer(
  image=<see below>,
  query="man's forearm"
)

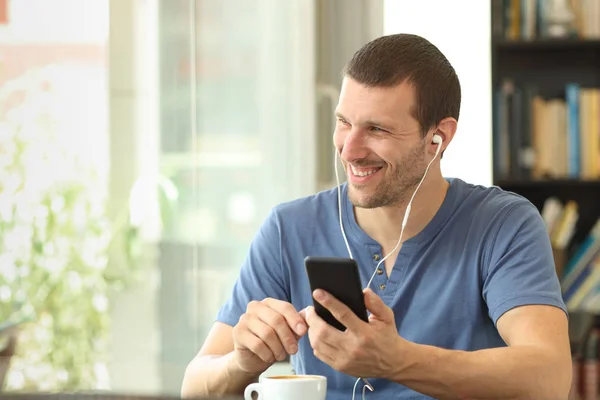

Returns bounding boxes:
[391,342,571,400]
[181,352,260,398]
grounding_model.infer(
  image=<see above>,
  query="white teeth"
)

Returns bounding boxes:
[351,166,380,177]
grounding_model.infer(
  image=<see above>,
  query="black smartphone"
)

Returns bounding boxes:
[304,256,369,331]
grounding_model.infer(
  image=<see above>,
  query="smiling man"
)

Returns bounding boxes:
[181,34,571,400]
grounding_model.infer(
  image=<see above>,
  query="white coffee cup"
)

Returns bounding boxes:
[244,375,327,400]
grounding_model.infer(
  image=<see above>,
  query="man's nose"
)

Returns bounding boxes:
[340,129,369,161]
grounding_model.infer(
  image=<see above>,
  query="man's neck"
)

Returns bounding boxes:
[354,175,450,249]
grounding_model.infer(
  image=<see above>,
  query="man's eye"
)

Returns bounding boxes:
[370,126,386,132]
[337,118,349,125]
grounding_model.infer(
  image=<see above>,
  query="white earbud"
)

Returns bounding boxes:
[433,134,442,158]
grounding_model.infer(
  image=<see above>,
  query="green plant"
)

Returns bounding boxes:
[0,66,146,391]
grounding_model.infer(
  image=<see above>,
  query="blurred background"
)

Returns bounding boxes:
[0,0,496,396]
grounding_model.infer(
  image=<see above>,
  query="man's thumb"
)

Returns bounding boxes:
[364,288,392,322]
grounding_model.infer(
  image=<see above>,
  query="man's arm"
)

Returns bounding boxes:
[390,201,572,399]
[181,322,257,398]
[390,304,571,400]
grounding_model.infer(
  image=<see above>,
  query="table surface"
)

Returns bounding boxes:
[0,394,244,400]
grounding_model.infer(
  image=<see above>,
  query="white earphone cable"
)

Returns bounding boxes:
[365,138,442,289]
[335,136,442,400]
[335,149,353,260]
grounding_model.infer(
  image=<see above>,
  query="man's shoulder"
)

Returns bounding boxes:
[452,178,538,222]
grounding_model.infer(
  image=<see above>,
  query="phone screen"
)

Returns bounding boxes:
[304,256,368,331]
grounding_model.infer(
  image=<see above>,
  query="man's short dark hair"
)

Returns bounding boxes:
[342,33,461,137]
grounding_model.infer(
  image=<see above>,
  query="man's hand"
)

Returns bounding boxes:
[232,298,308,374]
[303,288,405,379]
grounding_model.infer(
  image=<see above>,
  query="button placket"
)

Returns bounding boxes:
[369,249,386,293]
[383,244,413,301]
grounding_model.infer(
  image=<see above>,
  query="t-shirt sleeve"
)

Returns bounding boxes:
[216,206,290,327]
[482,200,567,325]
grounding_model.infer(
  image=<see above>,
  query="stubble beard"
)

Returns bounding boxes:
[347,141,427,209]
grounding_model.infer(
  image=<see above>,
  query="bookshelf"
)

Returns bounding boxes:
[491,1,600,394]
[491,1,600,395]
[491,0,600,257]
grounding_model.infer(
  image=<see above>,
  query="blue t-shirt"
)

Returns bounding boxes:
[216,178,566,399]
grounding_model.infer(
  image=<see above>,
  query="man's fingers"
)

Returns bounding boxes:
[310,334,338,365]
[305,306,342,366]
[313,289,365,331]
[246,317,287,361]
[236,324,277,363]
[263,298,307,336]
[305,306,344,344]
[298,307,308,322]
[363,288,393,322]
[257,305,300,355]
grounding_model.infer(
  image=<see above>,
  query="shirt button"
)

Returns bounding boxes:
[376,268,383,275]
[373,253,380,261]
[379,283,386,290]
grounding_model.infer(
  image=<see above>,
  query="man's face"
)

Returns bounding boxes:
[333,77,429,209]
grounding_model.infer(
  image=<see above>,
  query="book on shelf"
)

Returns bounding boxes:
[493,79,600,181]
[555,201,600,311]
[570,318,600,398]
[542,196,578,275]
[493,0,600,40]
[538,196,600,312]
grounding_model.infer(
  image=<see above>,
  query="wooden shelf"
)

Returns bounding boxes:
[495,179,600,189]
[492,37,600,96]
[493,38,600,52]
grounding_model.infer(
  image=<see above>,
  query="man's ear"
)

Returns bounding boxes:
[431,117,457,157]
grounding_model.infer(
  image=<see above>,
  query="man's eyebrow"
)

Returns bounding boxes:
[334,111,347,120]
[334,111,394,129]
[364,119,395,130]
